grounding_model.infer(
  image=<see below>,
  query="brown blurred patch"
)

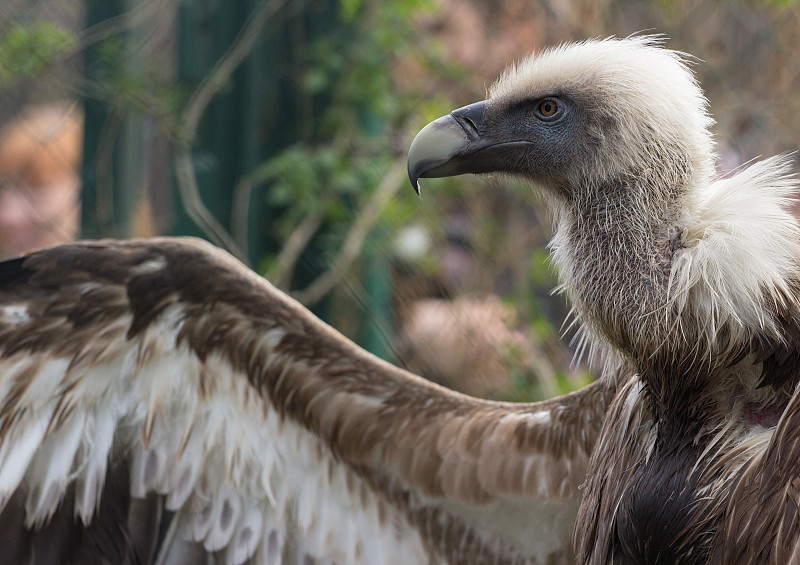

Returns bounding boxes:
[395,294,565,399]
[0,102,83,257]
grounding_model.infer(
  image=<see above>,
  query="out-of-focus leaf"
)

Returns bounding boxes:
[0,22,76,85]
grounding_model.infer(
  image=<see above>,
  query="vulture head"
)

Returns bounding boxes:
[409,36,714,198]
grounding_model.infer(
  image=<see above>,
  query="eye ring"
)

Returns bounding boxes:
[536,98,561,120]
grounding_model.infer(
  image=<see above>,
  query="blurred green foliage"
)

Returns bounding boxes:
[90,39,186,126]
[255,0,446,273]
[0,16,185,136]
[0,22,76,86]
[303,0,434,131]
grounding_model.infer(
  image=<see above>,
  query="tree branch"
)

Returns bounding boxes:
[270,212,325,289]
[174,0,291,263]
[291,158,407,306]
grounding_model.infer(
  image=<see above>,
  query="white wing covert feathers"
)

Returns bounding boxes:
[0,237,613,564]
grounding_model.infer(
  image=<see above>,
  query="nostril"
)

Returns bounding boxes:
[450,101,486,140]
[458,116,479,138]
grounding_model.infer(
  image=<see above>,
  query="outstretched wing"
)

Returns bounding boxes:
[0,237,614,565]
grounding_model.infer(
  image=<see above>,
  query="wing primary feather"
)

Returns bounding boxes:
[74,408,117,524]
[24,411,85,528]
[190,487,216,543]
[224,503,264,565]
[203,483,242,551]
[0,409,51,513]
[165,430,205,511]
[131,443,163,499]
[252,514,285,565]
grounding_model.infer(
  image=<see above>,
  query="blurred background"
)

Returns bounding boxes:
[1,0,798,401]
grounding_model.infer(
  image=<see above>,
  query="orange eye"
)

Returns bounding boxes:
[538,99,559,118]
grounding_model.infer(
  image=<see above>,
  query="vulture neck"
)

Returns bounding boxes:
[551,173,699,381]
[551,153,800,416]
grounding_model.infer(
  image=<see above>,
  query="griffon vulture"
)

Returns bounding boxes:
[0,36,797,564]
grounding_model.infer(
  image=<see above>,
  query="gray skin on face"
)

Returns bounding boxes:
[407,94,584,197]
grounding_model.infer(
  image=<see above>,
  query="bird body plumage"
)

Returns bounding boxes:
[1,36,799,564]
[409,35,800,563]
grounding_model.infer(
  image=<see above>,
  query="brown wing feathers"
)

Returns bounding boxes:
[0,237,607,564]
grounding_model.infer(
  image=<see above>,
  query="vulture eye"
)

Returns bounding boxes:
[536,98,560,120]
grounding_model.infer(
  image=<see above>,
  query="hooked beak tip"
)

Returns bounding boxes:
[407,114,469,194]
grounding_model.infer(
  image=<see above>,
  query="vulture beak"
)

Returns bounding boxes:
[407,101,528,193]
